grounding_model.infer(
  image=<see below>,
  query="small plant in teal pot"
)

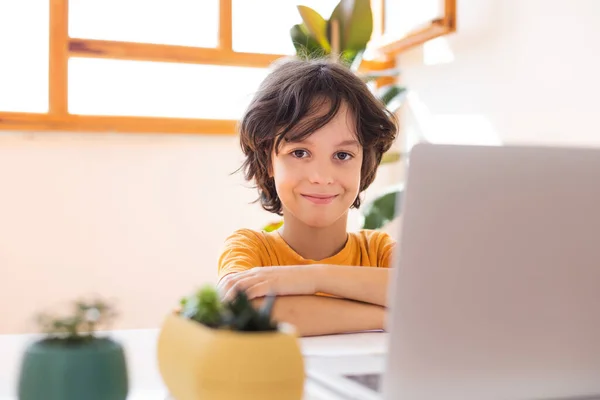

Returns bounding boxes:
[17,297,128,400]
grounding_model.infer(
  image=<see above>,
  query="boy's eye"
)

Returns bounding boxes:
[292,149,309,158]
[335,152,353,161]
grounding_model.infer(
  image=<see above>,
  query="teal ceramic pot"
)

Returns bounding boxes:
[18,337,128,400]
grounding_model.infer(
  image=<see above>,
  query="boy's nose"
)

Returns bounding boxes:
[307,160,334,185]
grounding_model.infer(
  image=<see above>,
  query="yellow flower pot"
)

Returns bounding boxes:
[156,313,306,400]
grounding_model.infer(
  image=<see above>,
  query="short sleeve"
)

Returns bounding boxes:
[217,229,265,282]
[377,232,397,268]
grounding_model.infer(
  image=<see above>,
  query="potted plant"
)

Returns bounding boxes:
[290,0,407,119]
[17,297,128,400]
[157,285,305,400]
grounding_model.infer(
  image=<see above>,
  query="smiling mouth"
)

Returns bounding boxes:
[301,194,338,205]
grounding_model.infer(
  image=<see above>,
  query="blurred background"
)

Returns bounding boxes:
[1,0,599,334]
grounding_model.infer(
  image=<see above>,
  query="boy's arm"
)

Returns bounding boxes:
[220,265,392,307]
[313,265,391,307]
[311,233,397,306]
[251,295,386,337]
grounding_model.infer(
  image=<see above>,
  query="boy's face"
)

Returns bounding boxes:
[271,102,363,229]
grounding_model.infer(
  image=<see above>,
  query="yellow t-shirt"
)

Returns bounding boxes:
[217,228,396,281]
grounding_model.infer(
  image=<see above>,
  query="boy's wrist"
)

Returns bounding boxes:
[309,264,331,294]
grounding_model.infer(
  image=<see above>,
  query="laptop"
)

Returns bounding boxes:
[306,143,600,399]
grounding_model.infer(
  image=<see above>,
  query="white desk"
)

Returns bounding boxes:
[0,329,388,400]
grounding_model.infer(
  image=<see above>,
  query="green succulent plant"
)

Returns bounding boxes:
[223,290,277,332]
[180,285,224,328]
[35,297,118,343]
[179,285,278,332]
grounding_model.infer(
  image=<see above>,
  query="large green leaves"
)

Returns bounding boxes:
[361,184,403,230]
[329,0,373,52]
[290,23,326,57]
[376,84,407,110]
[297,5,331,51]
[292,0,373,65]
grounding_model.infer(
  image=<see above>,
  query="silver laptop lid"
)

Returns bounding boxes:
[383,143,600,400]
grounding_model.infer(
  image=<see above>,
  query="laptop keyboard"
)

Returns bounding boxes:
[344,373,382,392]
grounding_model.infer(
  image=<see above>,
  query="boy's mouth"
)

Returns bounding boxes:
[301,194,338,205]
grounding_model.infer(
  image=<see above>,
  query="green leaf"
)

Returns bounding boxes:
[376,84,407,108]
[339,50,359,66]
[380,150,403,164]
[224,290,277,332]
[297,6,331,52]
[327,0,373,54]
[344,0,373,52]
[361,185,403,230]
[263,220,283,232]
[290,23,327,58]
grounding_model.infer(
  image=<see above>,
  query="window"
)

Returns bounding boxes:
[69,0,220,47]
[232,0,339,55]
[68,58,270,120]
[384,0,442,39]
[1,1,445,134]
[0,1,49,113]
[377,0,456,56]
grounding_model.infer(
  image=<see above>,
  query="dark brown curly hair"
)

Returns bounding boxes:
[238,57,398,216]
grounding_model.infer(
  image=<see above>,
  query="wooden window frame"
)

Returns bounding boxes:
[377,0,456,57]
[0,0,454,135]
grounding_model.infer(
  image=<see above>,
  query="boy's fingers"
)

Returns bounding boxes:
[245,281,270,300]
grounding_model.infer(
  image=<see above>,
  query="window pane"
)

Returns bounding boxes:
[69,0,219,48]
[384,0,443,38]
[233,0,339,54]
[0,1,48,112]
[68,58,271,120]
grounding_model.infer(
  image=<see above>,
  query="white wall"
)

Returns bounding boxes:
[398,0,600,147]
[0,131,401,333]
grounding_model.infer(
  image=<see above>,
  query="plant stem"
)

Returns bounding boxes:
[331,19,340,59]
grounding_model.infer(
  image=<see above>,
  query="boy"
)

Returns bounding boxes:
[217,57,398,336]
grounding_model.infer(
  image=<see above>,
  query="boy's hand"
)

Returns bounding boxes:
[218,266,318,301]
